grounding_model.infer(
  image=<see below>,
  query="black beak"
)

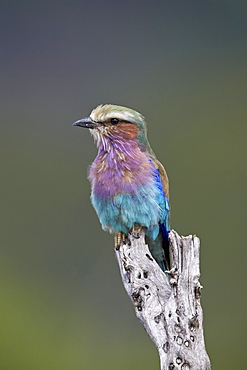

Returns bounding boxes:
[72,117,100,129]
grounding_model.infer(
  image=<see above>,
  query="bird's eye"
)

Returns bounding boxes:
[111,118,119,125]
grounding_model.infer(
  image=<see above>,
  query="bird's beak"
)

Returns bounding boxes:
[72,117,101,129]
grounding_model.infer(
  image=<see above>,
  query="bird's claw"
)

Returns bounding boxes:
[114,231,128,249]
[131,224,143,239]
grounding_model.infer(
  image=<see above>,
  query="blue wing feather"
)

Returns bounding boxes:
[146,168,170,271]
[154,168,170,232]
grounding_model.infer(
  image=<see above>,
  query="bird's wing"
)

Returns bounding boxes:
[148,156,171,270]
[151,157,169,198]
[149,156,170,231]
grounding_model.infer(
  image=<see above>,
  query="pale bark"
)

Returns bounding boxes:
[114,229,211,370]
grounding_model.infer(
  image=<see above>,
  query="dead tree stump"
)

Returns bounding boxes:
[114,229,211,370]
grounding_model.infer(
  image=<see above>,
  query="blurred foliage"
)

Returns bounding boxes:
[1,0,247,369]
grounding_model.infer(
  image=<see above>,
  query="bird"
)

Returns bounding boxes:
[73,104,170,271]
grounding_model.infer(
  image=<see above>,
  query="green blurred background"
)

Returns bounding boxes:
[1,0,246,369]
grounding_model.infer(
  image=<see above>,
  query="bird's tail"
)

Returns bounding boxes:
[146,224,170,272]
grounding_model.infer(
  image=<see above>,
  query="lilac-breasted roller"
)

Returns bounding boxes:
[73,104,170,271]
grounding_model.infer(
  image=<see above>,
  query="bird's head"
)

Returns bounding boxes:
[73,104,152,152]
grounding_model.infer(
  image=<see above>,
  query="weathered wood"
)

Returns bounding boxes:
[114,229,211,370]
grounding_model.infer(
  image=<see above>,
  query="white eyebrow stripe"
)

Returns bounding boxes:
[90,104,145,125]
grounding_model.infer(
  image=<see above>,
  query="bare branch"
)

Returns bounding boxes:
[114,230,211,370]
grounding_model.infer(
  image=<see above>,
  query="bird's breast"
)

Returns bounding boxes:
[89,142,155,199]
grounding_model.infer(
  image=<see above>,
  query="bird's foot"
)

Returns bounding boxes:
[131,223,143,239]
[114,232,128,250]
